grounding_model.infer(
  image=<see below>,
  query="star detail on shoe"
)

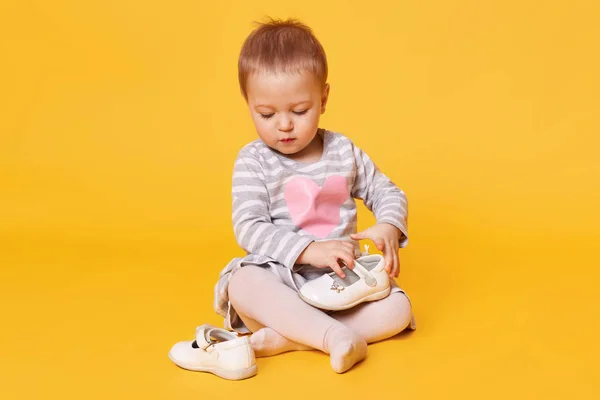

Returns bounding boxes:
[330,282,345,293]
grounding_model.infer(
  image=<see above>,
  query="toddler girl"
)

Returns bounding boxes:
[213,18,416,374]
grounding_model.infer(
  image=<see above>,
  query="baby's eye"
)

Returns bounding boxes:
[260,113,274,119]
[293,110,308,115]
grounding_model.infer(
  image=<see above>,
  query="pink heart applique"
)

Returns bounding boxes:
[284,176,349,238]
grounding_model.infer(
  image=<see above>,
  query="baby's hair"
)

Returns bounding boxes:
[238,18,328,99]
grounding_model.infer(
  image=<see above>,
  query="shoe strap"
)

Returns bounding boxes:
[195,325,239,351]
[351,261,377,287]
[194,326,215,350]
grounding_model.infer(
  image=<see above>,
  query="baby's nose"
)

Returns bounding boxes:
[277,115,294,131]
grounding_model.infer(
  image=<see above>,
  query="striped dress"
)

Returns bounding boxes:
[214,129,410,333]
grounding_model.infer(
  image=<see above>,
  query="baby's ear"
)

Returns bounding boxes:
[321,83,331,113]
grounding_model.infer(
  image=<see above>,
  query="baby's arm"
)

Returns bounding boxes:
[350,144,408,245]
[349,144,408,277]
[232,152,314,269]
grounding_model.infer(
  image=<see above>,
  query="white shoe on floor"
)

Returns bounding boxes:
[299,249,390,311]
[168,324,257,380]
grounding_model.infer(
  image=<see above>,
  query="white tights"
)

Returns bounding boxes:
[228,265,413,372]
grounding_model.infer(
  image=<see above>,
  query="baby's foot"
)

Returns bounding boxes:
[250,327,312,357]
[325,325,367,373]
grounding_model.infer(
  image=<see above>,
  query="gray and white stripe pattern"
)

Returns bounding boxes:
[230,130,408,270]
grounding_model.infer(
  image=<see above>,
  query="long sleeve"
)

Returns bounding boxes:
[231,150,314,268]
[351,145,409,247]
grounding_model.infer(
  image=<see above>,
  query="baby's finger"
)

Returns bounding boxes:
[395,252,401,278]
[382,241,393,273]
[350,231,367,241]
[329,259,346,278]
[385,240,395,277]
[391,244,399,277]
[337,250,355,270]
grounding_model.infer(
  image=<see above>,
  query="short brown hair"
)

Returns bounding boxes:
[238,18,328,99]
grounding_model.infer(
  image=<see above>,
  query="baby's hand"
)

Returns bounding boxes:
[296,240,355,278]
[350,223,401,278]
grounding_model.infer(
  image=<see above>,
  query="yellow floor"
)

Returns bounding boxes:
[1,0,599,398]
[1,229,598,399]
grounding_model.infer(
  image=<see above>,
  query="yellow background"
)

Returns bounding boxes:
[1,0,599,399]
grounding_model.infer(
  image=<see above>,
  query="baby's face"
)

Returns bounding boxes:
[246,71,329,160]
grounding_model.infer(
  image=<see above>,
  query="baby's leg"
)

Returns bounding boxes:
[248,292,413,356]
[228,265,367,373]
[233,310,312,357]
[331,292,413,344]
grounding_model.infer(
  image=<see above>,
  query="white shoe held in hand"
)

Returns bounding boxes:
[168,324,257,380]
[299,246,391,311]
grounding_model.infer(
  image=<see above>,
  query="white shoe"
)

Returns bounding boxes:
[299,250,390,311]
[168,324,257,380]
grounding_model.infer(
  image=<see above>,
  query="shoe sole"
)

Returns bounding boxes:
[168,352,258,381]
[298,286,391,311]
